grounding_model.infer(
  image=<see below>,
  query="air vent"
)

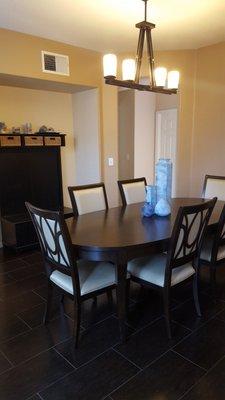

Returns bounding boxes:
[41,51,70,76]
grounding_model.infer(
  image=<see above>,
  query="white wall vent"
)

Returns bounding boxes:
[41,51,70,76]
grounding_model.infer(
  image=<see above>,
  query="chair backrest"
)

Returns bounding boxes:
[118,177,147,206]
[26,202,80,294]
[203,175,225,201]
[166,198,217,281]
[68,183,108,215]
[210,204,225,262]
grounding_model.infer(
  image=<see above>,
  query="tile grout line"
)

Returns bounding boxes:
[171,310,225,350]
[141,348,172,370]
[2,335,117,377]
[39,347,139,398]
[112,347,142,371]
[110,342,210,400]
[81,314,121,332]
[53,347,77,370]
[73,348,118,371]
[0,364,14,378]
[0,347,14,366]
[38,369,78,396]
[127,315,163,337]
[124,292,200,336]
[0,334,77,371]
[37,393,44,400]
[107,368,141,399]
[171,319,193,333]
[177,352,225,400]
[62,309,113,332]
[0,327,33,346]
[109,349,176,399]
[16,314,33,330]
[171,348,207,372]
[32,288,50,302]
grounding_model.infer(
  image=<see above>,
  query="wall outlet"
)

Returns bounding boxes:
[108,157,114,166]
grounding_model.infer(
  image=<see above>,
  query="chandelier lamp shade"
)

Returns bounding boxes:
[103,0,179,94]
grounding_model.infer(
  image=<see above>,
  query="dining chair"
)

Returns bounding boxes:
[68,183,108,215]
[118,177,147,206]
[203,175,225,201]
[127,197,217,338]
[26,201,126,348]
[200,204,225,292]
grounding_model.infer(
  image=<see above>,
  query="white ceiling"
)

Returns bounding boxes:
[0,0,225,52]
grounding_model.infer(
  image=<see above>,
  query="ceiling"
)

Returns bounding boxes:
[0,0,224,52]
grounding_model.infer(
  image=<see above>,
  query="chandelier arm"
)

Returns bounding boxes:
[135,28,145,84]
[146,28,155,87]
[104,77,176,94]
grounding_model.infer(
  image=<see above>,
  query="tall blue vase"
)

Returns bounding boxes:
[156,159,172,203]
[155,159,172,216]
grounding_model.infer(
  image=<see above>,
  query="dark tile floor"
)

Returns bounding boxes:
[0,248,225,399]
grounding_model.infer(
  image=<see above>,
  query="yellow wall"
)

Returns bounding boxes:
[190,42,225,196]
[1,28,225,205]
[0,28,101,87]
[0,85,74,206]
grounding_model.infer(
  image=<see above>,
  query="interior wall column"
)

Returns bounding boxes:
[101,80,119,207]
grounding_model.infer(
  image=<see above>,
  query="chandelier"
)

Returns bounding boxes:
[103,0,179,94]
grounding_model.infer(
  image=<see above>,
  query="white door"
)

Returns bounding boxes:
[155,109,178,196]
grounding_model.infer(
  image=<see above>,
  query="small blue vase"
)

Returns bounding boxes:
[141,202,155,218]
[146,185,157,208]
[155,198,171,217]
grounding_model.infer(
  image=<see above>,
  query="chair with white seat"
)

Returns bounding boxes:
[203,175,225,201]
[26,202,124,348]
[118,177,147,206]
[68,183,108,216]
[128,197,217,338]
[200,204,225,292]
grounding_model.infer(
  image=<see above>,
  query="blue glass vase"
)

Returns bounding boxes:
[141,202,155,218]
[155,158,172,216]
[141,184,157,218]
[156,158,172,203]
[146,185,157,208]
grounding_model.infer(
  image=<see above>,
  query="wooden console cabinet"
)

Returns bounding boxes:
[0,133,71,251]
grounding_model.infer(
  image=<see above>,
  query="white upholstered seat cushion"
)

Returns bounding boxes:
[74,187,106,215]
[201,234,225,262]
[122,181,146,205]
[50,260,116,296]
[128,254,195,287]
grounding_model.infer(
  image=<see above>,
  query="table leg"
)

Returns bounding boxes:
[116,262,127,343]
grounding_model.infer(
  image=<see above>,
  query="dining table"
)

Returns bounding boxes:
[66,197,224,342]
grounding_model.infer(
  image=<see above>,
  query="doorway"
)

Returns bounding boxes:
[72,88,101,185]
[155,108,178,196]
[118,89,178,190]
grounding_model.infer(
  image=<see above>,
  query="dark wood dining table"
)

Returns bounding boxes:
[66,197,224,342]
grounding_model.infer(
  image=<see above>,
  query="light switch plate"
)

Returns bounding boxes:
[108,157,114,166]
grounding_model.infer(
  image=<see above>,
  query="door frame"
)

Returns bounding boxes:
[155,108,178,196]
